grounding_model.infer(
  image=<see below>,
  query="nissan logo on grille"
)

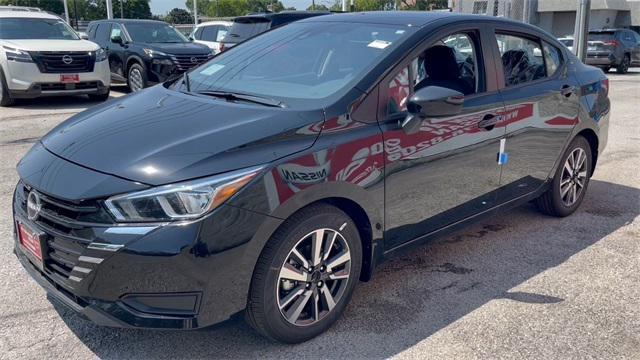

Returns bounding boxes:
[62,55,73,65]
[26,191,42,221]
[190,57,198,64]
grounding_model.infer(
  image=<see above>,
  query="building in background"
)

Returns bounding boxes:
[450,0,640,36]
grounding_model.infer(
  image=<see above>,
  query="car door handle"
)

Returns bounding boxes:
[478,114,499,131]
[561,85,575,97]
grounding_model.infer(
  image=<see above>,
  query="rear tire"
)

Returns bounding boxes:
[616,54,630,74]
[246,203,362,343]
[0,67,15,107]
[535,136,592,217]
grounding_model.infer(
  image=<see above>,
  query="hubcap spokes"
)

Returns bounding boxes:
[277,227,351,326]
[130,69,143,91]
[560,148,587,206]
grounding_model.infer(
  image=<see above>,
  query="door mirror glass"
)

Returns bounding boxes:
[401,86,464,134]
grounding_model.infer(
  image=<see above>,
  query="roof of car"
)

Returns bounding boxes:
[197,20,233,27]
[234,11,330,20]
[89,18,166,25]
[0,9,61,19]
[297,11,465,26]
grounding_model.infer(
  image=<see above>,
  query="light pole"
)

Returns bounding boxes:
[193,0,198,26]
[63,0,70,24]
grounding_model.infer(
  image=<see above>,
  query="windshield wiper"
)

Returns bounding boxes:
[195,90,285,108]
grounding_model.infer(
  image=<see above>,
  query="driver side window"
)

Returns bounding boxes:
[385,31,481,117]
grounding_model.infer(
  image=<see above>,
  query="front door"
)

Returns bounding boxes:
[380,28,506,250]
[108,23,126,78]
[492,31,580,203]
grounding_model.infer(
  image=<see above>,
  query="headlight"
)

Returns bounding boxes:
[104,166,262,222]
[95,48,107,62]
[143,48,168,58]
[3,46,33,63]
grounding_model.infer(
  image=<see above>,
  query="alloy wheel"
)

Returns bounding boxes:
[277,227,352,326]
[129,68,144,91]
[559,147,588,206]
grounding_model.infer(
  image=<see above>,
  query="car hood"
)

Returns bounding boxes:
[142,42,211,55]
[1,39,99,52]
[41,85,324,186]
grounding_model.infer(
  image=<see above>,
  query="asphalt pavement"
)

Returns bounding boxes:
[0,74,638,359]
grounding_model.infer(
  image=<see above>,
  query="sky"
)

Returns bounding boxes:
[150,0,322,15]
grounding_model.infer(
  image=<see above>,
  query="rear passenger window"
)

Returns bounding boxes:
[496,33,546,86]
[542,41,562,76]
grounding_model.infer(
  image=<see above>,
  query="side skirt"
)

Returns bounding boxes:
[381,183,550,260]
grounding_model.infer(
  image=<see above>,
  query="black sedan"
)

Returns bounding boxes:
[12,12,610,343]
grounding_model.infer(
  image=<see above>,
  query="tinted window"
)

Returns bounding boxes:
[125,22,187,43]
[496,33,546,86]
[560,39,573,47]
[0,18,79,40]
[110,23,123,42]
[201,25,228,42]
[187,22,412,104]
[543,41,562,76]
[222,18,271,44]
[95,23,111,43]
[588,32,615,42]
[386,32,480,117]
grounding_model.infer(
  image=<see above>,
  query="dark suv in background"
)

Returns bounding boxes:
[218,11,330,52]
[87,19,212,91]
[586,28,640,74]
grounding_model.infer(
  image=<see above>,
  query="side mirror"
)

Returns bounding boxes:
[79,32,89,40]
[400,86,464,134]
[111,35,124,45]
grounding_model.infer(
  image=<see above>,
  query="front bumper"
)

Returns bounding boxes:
[12,145,278,329]
[5,60,110,97]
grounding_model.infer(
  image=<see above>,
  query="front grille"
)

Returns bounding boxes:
[40,82,99,91]
[30,51,96,73]
[16,182,113,283]
[170,54,212,71]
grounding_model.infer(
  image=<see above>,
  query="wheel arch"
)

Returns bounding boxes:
[125,55,145,75]
[576,128,599,175]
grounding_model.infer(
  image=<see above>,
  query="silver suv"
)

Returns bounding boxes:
[0,8,110,106]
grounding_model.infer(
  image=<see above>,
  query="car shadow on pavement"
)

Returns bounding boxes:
[51,179,639,359]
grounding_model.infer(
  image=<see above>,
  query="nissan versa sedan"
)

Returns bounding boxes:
[13,12,609,343]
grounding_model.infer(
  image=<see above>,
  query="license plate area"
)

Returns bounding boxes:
[60,74,80,84]
[17,221,46,271]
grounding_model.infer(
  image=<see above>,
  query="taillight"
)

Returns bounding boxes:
[603,40,619,47]
[601,78,609,97]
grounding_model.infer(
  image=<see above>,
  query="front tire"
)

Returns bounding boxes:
[246,203,362,343]
[535,135,592,217]
[127,63,147,92]
[0,67,15,107]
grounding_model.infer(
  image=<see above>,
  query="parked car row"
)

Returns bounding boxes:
[557,28,640,74]
[0,6,332,106]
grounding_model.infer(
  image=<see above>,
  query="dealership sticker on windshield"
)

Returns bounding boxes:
[200,64,225,76]
[367,40,392,50]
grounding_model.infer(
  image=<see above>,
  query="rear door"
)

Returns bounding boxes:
[380,25,507,249]
[493,28,580,202]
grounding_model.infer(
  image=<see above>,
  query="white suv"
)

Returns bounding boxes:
[0,9,110,106]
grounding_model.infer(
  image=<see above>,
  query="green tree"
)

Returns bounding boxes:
[0,0,64,15]
[165,7,193,23]
[306,4,328,11]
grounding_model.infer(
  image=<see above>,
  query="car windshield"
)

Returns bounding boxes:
[222,17,271,44]
[0,18,79,40]
[125,22,187,43]
[186,22,412,104]
[588,32,615,42]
